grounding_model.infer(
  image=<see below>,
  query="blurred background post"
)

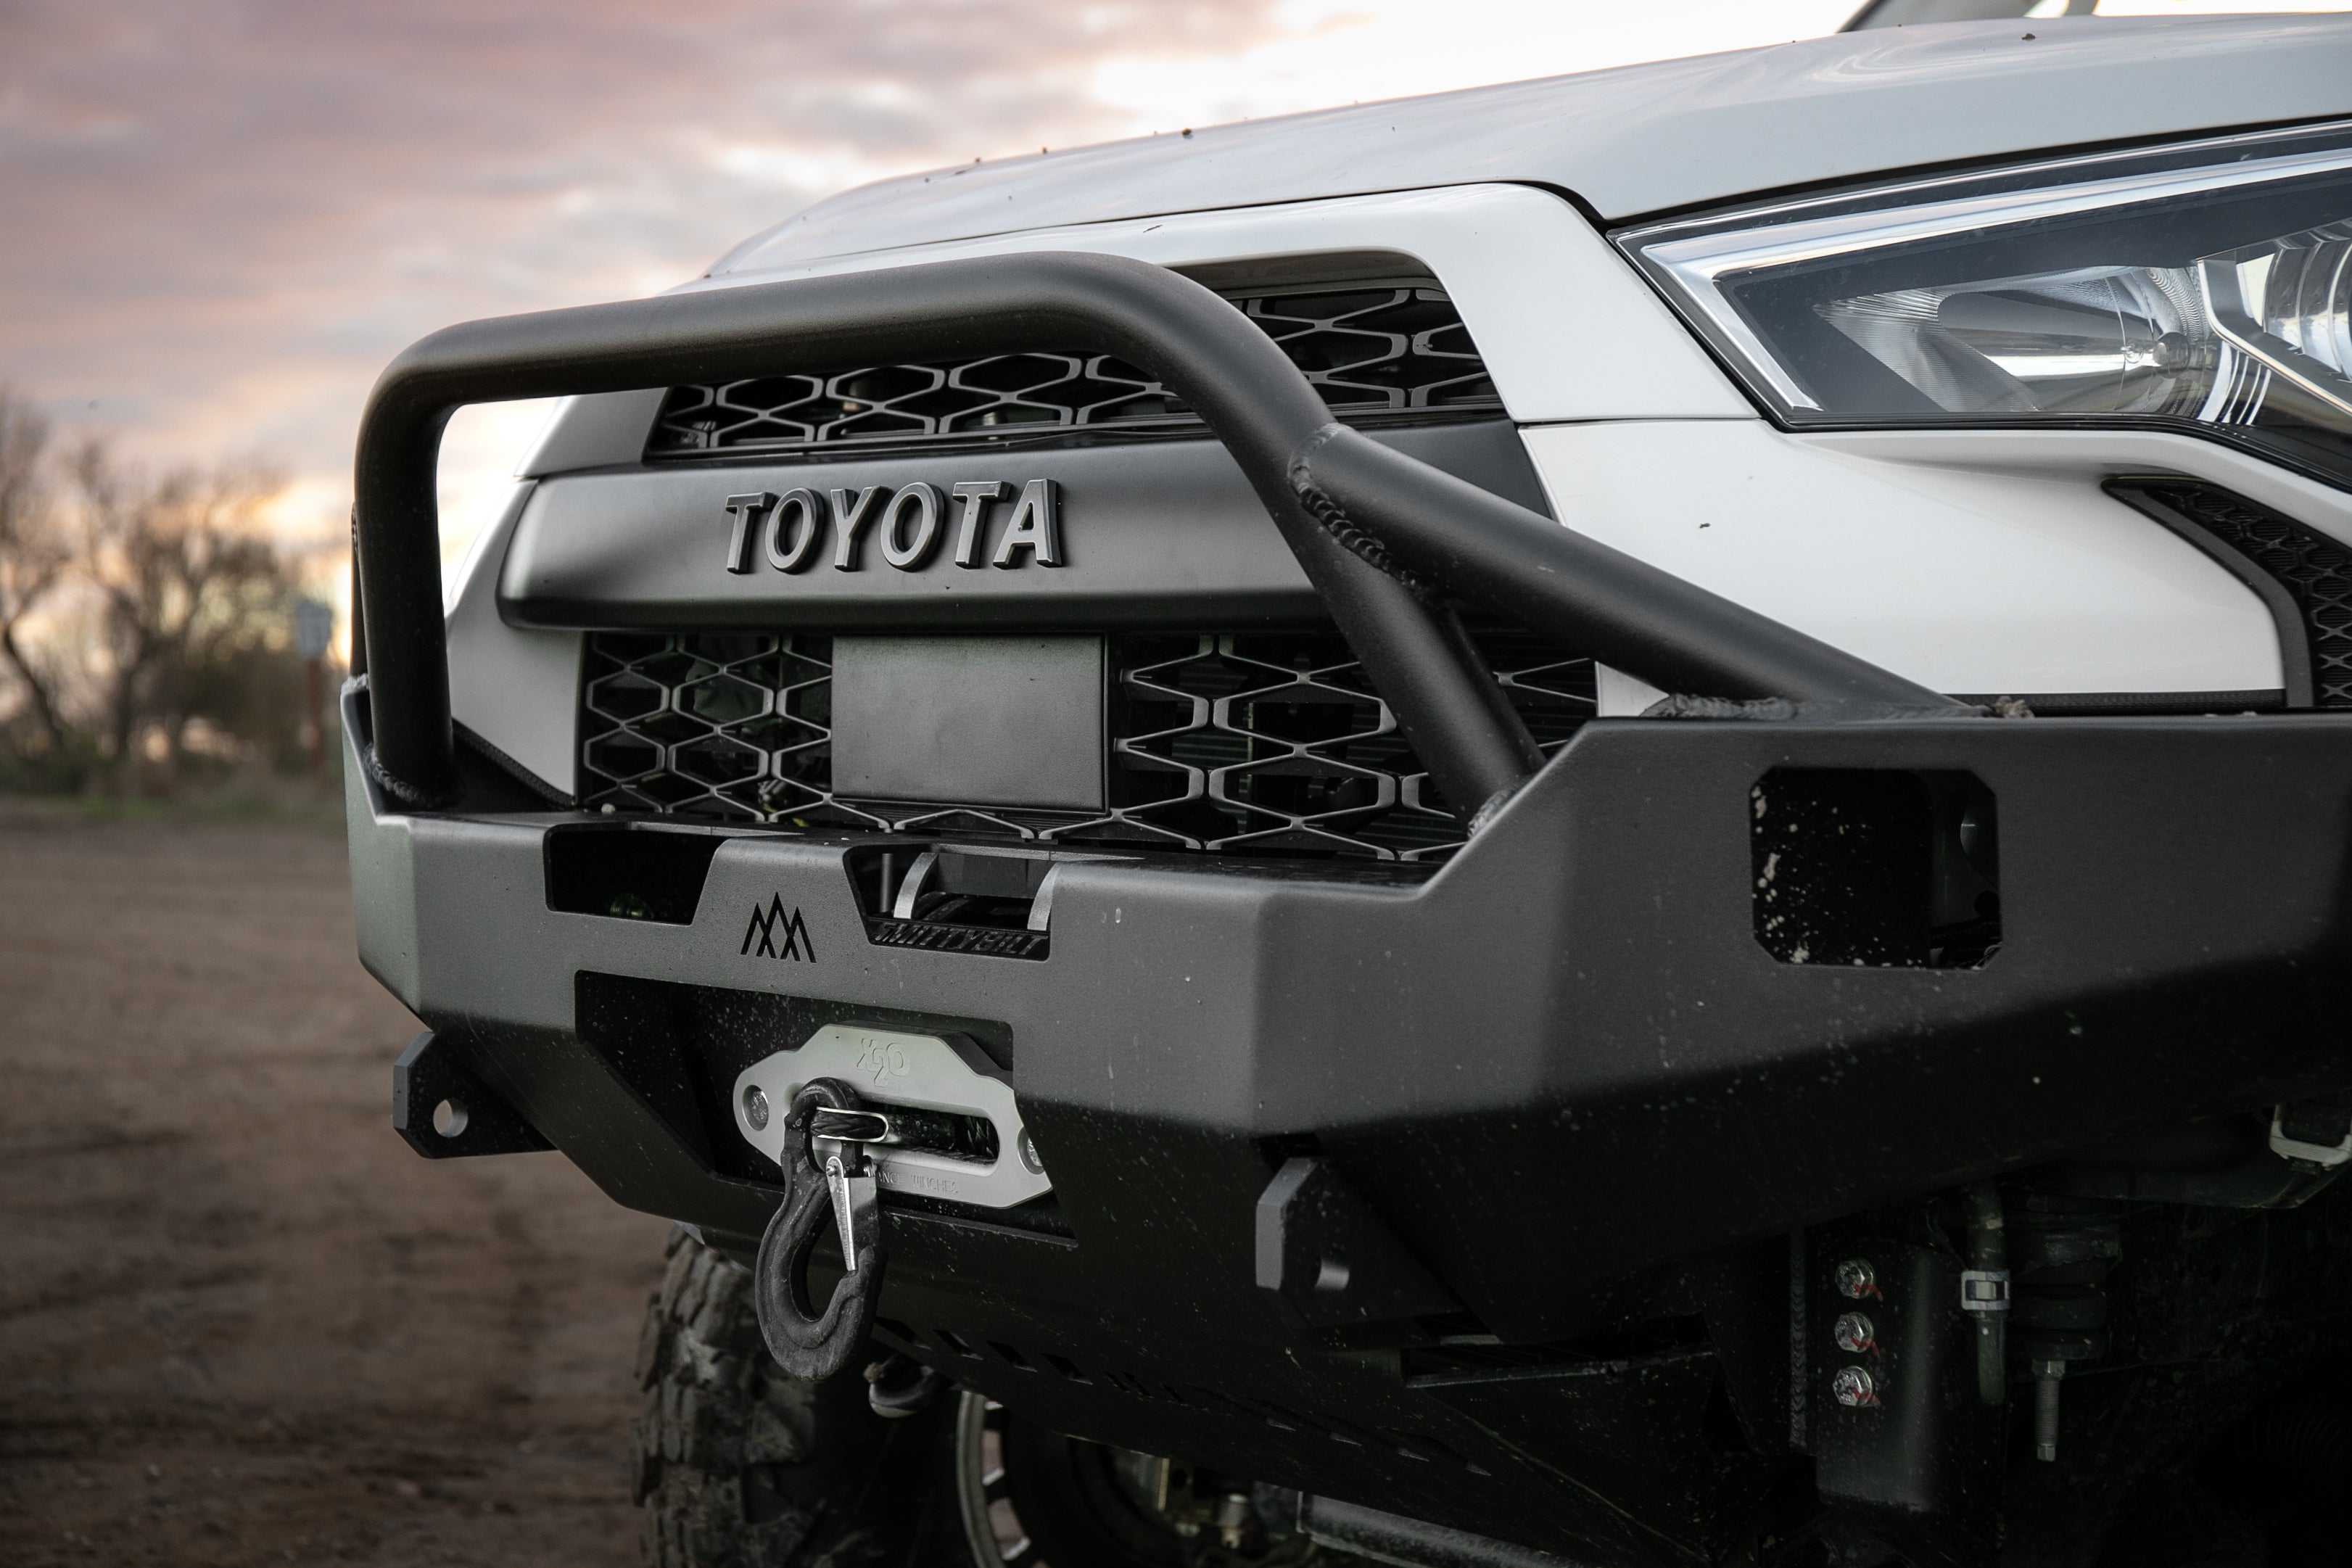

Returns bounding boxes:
[295,597,334,781]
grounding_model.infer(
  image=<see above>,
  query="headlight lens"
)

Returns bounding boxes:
[1620,123,2352,486]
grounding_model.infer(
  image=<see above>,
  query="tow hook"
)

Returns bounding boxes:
[754,1077,889,1381]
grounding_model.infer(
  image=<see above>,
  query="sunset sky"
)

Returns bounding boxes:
[3,0,2340,584]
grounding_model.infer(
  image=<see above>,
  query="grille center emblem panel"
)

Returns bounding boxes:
[724,479,1062,574]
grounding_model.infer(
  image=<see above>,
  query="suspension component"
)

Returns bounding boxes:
[2008,1197,2122,1464]
[2031,1359,2068,1464]
[865,1352,952,1419]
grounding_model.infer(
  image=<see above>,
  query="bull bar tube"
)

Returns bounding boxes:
[352,252,1962,812]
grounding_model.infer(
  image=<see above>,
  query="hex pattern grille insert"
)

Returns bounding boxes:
[2113,479,2352,709]
[578,629,1594,862]
[644,281,1501,460]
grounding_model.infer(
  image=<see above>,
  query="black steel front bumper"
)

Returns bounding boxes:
[350,694,2352,1564]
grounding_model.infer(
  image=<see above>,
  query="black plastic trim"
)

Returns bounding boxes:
[2105,476,2321,709]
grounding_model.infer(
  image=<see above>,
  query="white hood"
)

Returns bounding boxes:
[719,13,2352,272]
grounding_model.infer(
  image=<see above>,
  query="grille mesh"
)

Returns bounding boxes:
[578,630,1593,862]
[645,282,1500,461]
[2111,479,2352,709]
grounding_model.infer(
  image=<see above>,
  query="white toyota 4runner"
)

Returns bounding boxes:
[348,9,2352,1567]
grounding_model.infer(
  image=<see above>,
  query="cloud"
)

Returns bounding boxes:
[1091,0,1860,130]
[0,0,1864,564]
[0,0,1282,539]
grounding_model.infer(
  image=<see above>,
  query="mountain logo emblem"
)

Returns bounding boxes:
[740,896,814,962]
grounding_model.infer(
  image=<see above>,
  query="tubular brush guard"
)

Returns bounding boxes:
[349,251,1955,816]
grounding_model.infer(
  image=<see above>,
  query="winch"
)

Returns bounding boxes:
[729,1023,1047,1210]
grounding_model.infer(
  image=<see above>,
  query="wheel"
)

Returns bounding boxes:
[634,1229,1345,1568]
[632,1227,967,1568]
[959,1395,1335,1568]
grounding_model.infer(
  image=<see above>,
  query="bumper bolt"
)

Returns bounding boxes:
[1833,1312,1876,1354]
[1835,1258,1881,1300]
[743,1086,770,1132]
[1831,1366,1881,1408]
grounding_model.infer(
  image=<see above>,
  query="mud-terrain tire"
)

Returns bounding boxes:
[632,1227,970,1568]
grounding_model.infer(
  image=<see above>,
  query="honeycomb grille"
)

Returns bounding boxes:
[645,281,1501,461]
[2110,479,2352,709]
[577,630,1593,862]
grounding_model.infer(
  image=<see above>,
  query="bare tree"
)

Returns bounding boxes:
[71,440,295,777]
[0,389,72,750]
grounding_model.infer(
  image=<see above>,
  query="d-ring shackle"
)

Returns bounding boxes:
[754,1078,887,1380]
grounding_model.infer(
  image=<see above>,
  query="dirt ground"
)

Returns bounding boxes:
[0,808,671,1567]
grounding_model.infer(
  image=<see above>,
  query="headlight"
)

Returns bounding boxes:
[1620,122,2352,487]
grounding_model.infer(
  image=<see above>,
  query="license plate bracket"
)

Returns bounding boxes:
[829,635,1105,810]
